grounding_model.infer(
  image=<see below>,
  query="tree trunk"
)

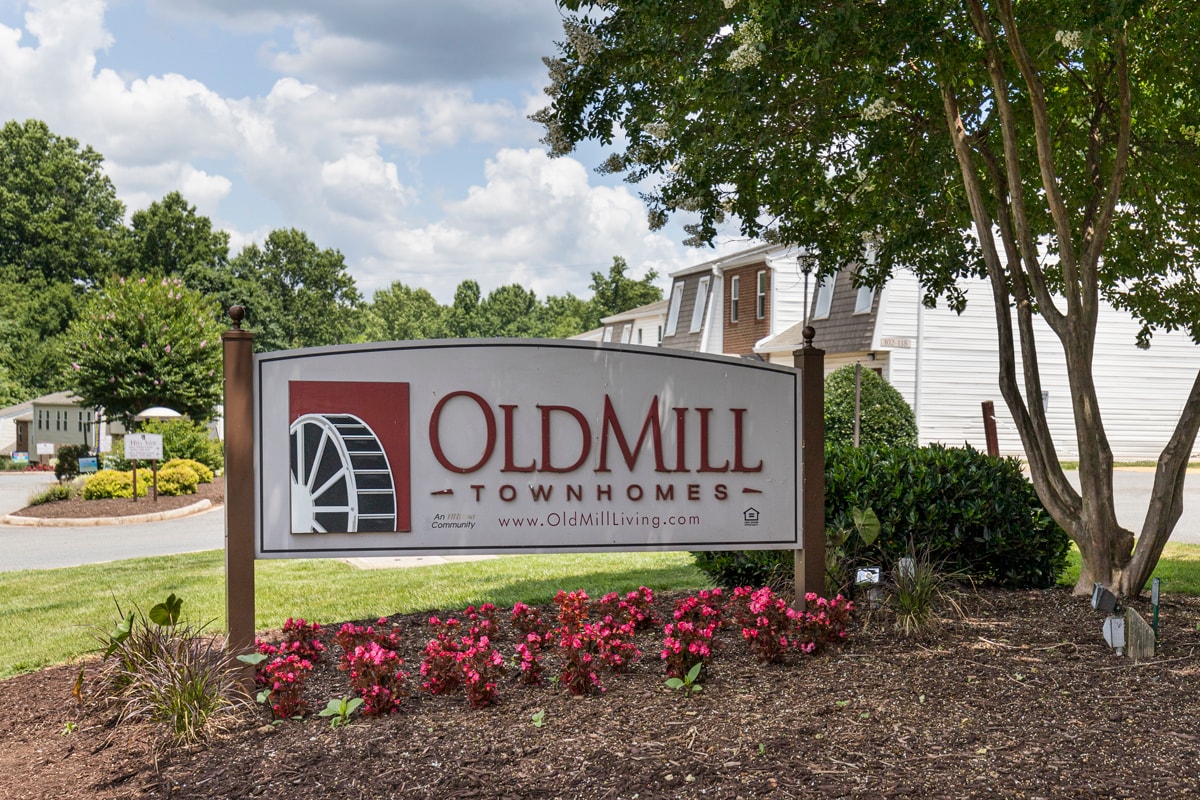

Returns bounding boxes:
[1120,369,1200,596]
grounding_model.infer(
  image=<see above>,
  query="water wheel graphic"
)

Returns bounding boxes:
[290,413,396,533]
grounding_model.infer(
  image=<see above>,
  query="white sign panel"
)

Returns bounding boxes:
[254,341,801,558]
[125,432,164,461]
[100,434,113,453]
[36,442,55,455]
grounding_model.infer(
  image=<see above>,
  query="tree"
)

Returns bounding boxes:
[585,256,662,329]
[478,284,552,338]
[537,1,1200,596]
[63,275,224,427]
[0,119,127,399]
[362,282,450,341]
[448,280,483,339]
[125,192,231,291]
[0,119,125,286]
[229,229,362,352]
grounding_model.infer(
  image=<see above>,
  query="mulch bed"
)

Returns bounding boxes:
[10,477,224,519]
[2,585,1200,799]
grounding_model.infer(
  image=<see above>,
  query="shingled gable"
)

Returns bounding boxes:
[756,267,880,358]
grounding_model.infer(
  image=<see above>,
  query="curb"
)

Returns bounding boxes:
[0,499,215,527]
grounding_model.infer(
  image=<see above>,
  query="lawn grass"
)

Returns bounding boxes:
[0,550,710,680]
[1057,541,1200,596]
[9,540,1200,682]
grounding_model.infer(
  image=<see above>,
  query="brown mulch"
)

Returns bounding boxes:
[10,477,224,519]
[2,586,1200,799]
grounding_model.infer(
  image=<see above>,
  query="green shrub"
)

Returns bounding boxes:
[162,458,213,484]
[94,595,246,746]
[27,483,75,506]
[83,469,151,499]
[54,443,92,482]
[155,464,200,496]
[104,419,223,474]
[824,364,918,448]
[693,443,1070,592]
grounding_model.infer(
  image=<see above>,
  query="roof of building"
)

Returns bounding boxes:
[0,390,89,419]
[600,298,670,324]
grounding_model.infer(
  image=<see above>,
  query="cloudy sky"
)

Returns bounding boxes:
[0,0,744,304]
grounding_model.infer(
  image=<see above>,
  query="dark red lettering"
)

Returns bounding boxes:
[430,391,495,473]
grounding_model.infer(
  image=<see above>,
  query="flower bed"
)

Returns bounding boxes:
[249,586,853,722]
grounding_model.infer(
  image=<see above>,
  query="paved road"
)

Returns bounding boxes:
[1,468,1199,572]
[0,473,225,572]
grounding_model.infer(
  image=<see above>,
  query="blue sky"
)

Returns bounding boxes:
[0,0,745,304]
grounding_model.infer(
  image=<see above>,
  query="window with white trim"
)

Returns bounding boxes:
[665,283,684,337]
[602,326,614,342]
[854,285,875,314]
[814,275,836,320]
[729,275,740,323]
[620,324,632,344]
[756,270,767,319]
[689,277,710,333]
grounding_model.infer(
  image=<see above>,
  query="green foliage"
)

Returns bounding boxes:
[825,444,1070,589]
[318,696,364,728]
[689,550,793,596]
[64,276,223,427]
[155,464,200,496]
[0,119,125,286]
[230,228,362,352]
[693,444,1070,592]
[26,482,74,506]
[359,257,661,344]
[123,191,231,289]
[83,469,150,500]
[362,283,450,342]
[138,418,223,472]
[888,543,965,638]
[149,593,183,627]
[162,458,213,484]
[824,365,917,449]
[53,443,92,482]
[826,507,881,596]
[664,661,704,696]
[93,595,245,746]
[538,0,1200,590]
[584,256,662,329]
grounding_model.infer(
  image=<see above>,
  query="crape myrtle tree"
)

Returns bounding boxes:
[536,1,1200,596]
[64,275,224,428]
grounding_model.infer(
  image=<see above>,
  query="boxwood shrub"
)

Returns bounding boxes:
[693,443,1069,591]
[83,469,151,499]
[156,464,200,496]
[162,458,213,484]
[824,364,918,449]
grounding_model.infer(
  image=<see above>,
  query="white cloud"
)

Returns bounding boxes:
[0,0,695,306]
[360,148,688,303]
